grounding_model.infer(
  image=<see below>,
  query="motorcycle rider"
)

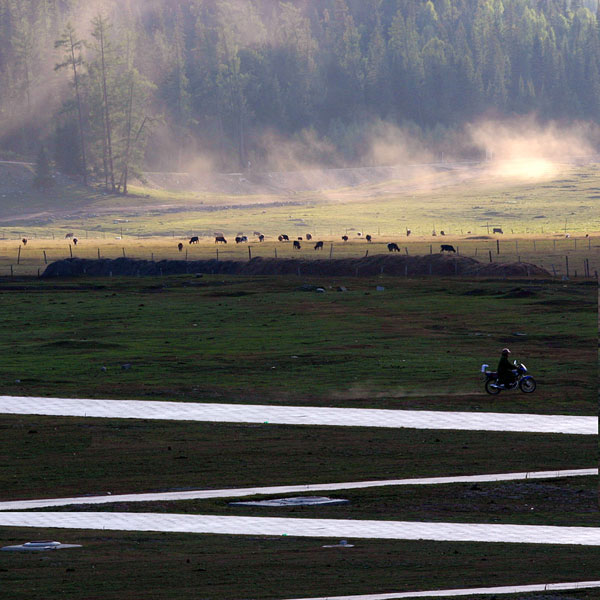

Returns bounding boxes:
[496,348,517,388]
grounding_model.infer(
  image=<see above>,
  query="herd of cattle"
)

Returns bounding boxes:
[25,227,569,258]
[175,232,459,253]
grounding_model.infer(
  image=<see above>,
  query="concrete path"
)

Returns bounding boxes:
[281,580,600,599]
[0,397,595,434]
[0,468,594,511]
[2,512,600,545]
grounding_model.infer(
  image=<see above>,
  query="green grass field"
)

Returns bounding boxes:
[3,532,600,600]
[0,162,598,599]
[0,277,595,412]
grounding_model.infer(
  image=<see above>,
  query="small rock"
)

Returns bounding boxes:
[376,286,385,291]
[100,366,107,372]
[316,288,326,293]
[121,363,132,370]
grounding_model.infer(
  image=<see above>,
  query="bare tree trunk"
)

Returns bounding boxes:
[69,30,88,185]
[121,76,134,195]
[98,20,115,192]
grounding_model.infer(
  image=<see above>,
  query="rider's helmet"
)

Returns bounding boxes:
[501,348,511,355]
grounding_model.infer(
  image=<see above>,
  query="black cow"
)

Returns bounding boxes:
[293,240,301,250]
[178,243,183,252]
[297,237,303,241]
[440,244,456,252]
[235,236,243,244]
[258,234,265,242]
[306,233,312,240]
[21,238,27,246]
[342,235,348,242]
[366,234,372,242]
[278,234,290,242]
[314,241,324,250]
[493,228,503,234]
[189,236,199,244]
[72,238,78,246]
[406,229,411,237]
[388,243,400,252]
[440,230,445,236]
[215,236,227,244]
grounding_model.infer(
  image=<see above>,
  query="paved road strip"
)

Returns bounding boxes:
[0,469,595,511]
[280,580,600,599]
[2,513,600,545]
[0,397,595,434]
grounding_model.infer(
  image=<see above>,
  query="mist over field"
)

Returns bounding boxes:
[1,0,600,201]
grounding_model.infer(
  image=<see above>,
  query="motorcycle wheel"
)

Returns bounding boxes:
[485,380,501,395]
[519,377,536,393]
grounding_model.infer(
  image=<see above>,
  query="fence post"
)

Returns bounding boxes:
[216,248,219,261]
[274,248,277,259]
[496,239,500,254]
[98,248,101,259]
[10,265,13,277]
[17,246,21,264]
[430,244,432,255]
[565,255,569,278]
[43,250,47,264]
[488,250,492,263]
[69,245,73,258]
[248,246,252,261]
[551,264,556,277]
[329,244,333,259]
[365,250,368,257]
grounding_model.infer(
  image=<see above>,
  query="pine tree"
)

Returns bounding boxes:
[33,145,53,190]
[55,22,88,184]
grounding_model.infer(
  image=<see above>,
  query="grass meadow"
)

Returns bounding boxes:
[0,164,598,599]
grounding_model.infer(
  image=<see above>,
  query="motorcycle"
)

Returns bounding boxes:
[481,361,536,395]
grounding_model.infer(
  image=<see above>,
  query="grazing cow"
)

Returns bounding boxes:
[432,231,437,236]
[493,228,503,234]
[366,234,372,242]
[189,236,199,244]
[65,233,74,239]
[306,233,312,240]
[342,235,349,242]
[440,244,456,252]
[406,229,411,237]
[235,236,243,244]
[565,234,570,238]
[297,237,303,241]
[72,238,78,246]
[178,243,183,252]
[293,240,301,250]
[258,234,265,242]
[440,230,445,236]
[278,234,290,242]
[388,242,400,252]
[314,241,324,250]
[357,232,362,237]
[215,236,227,244]
[21,238,27,246]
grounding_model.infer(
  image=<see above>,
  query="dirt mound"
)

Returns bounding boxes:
[42,254,551,279]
